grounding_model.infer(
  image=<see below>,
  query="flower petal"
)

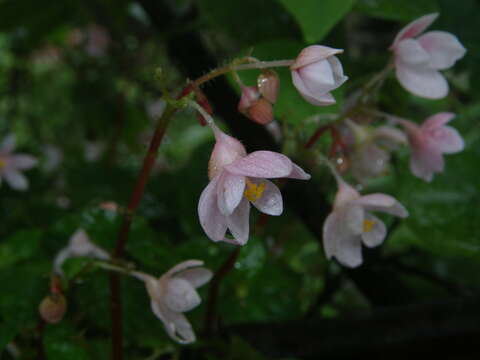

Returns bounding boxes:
[298,59,336,94]
[249,179,283,216]
[396,39,430,66]
[176,268,213,288]
[216,172,245,216]
[410,146,444,182]
[418,31,466,70]
[225,151,292,178]
[287,163,311,180]
[166,260,204,277]
[391,13,439,49]
[198,175,228,242]
[164,278,201,313]
[395,63,448,99]
[151,301,196,344]
[3,168,28,191]
[361,214,387,247]
[291,45,344,70]
[291,70,336,106]
[10,154,38,170]
[422,112,455,129]
[323,211,363,268]
[0,134,16,153]
[226,197,250,245]
[354,194,409,218]
[430,126,464,153]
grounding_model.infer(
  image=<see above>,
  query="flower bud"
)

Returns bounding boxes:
[291,45,347,106]
[257,70,280,104]
[248,98,274,125]
[238,86,260,115]
[39,294,67,324]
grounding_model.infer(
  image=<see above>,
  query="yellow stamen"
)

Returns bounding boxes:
[0,159,5,169]
[244,178,266,202]
[363,219,376,233]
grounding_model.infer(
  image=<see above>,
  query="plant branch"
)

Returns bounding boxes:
[204,247,241,336]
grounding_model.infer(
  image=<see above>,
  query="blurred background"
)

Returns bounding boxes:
[0,0,479,359]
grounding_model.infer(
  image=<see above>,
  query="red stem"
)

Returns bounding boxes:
[109,103,177,360]
[304,125,331,149]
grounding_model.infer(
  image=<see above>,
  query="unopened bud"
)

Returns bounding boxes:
[238,86,260,114]
[248,98,274,125]
[39,294,67,324]
[257,70,280,104]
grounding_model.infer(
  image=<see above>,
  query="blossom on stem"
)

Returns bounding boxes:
[53,229,110,275]
[290,45,347,106]
[0,134,38,191]
[398,112,464,182]
[344,121,407,181]
[390,13,466,99]
[198,124,310,245]
[323,179,408,268]
[134,260,212,344]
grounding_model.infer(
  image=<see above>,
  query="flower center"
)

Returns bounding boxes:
[0,158,6,169]
[244,179,266,202]
[362,219,376,233]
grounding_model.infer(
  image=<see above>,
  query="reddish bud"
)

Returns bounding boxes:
[257,70,280,104]
[238,86,260,115]
[39,294,67,324]
[248,98,274,125]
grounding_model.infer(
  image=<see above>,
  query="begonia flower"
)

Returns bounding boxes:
[323,180,408,268]
[346,121,407,181]
[290,45,348,106]
[198,124,310,245]
[398,112,464,182]
[0,134,38,191]
[390,13,466,99]
[53,228,110,275]
[134,260,212,344]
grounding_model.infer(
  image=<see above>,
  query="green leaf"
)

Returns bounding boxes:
[278,0,356,43]
[355,0,439,21]
[197,0,301,47]
[0,323,17,352]
[44,324,90,360]
[0,229,42,269]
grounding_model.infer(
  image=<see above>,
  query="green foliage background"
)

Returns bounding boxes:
[0,0,479,358]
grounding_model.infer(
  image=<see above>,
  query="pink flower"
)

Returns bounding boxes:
[323,181,408,268]
[290,45,348,106]
[53,229,110,275]
[134,260,212,344]
[390,13,466,99]
[347,122,407,181]
[0,135,37,191]
[198,125,311,245]
[399,112,464,182]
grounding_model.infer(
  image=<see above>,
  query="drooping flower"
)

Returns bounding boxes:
[0,134,38,191]
[398,112,464,182]
[345,120,407,181]
[290,45,348,106]
[134,260,212,344]
[198,124,310,245]
[390,13,466,99]
[323,180,408,268]
[53,229,110,275]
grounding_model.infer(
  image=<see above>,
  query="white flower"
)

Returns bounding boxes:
[134,260,213,344]
[390,13,466,99]
[0,134,37,191]
[290,45,348,106]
